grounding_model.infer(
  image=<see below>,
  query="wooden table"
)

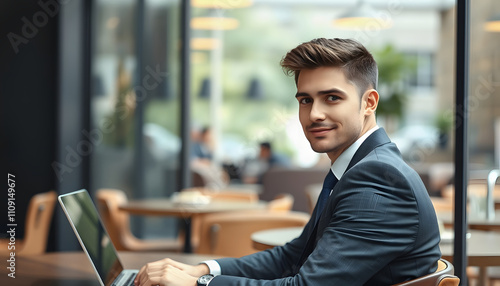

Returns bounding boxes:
[120,199,267,253]
[440,230,500,285]
[252,227,500,285]
[0,251,221,286]
[438,210,500,231]
[252,227,304,251]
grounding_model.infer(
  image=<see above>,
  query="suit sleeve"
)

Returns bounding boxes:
[208,159,422,285]
[213,212,317,278]
[292,160,421,285]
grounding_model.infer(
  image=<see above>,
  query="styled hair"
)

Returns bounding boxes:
[280,38,378,95]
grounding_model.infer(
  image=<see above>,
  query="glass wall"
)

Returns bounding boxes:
[90,0,137,199]
[469,0,500,171]
[90,0,181,239]
[86,0,500,239]
[189,1,455,193]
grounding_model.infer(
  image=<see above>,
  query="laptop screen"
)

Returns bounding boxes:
[59,190,123,286]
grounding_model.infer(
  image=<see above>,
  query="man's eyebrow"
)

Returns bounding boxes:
[295,88,346,98]
[317,88,347,96]
[295,92,309,98]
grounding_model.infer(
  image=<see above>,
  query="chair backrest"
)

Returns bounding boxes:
[96,189,133,251]
[430,197,454,213]
[305,183,322,214]
[393,259,460,286]
[196,211,310,257]
[261,167,327,213]
[19,190,57,255]
[267,193,294,212]
[192,170,206,187]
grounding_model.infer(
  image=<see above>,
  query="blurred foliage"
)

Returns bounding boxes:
[188,7,303,156]
[434,110,453,133]
[103,59,136,148]
[373,45,416,119]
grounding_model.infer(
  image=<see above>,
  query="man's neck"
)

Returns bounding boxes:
[329,125,379,179]
[327,119,377,164]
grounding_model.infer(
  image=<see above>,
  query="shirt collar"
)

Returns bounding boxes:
[330,126,379,180]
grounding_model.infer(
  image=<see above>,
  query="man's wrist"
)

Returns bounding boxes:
[200,260,221,276]
[194,263,211,276]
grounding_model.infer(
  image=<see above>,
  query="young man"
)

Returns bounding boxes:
[134,38,441,286]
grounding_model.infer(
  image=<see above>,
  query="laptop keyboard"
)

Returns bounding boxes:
[123,273,136,286]
[112,272,137,286]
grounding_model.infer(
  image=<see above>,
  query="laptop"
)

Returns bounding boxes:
[59,189,138,286]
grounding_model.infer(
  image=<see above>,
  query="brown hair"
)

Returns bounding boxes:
[280,38,378,95]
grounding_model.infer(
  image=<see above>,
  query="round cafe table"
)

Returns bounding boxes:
[120,198,267,253]
[252,227,303,251]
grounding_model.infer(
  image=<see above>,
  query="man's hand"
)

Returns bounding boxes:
[134,258,210,286]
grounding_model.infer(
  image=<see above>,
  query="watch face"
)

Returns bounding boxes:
[198,274,214,285]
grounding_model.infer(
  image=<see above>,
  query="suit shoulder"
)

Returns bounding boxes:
[345,143,424,191]
[352,143,406,170]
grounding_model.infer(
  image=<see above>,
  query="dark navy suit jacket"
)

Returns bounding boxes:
[210,129,441,285]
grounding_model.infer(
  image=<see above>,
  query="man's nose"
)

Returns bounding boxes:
[310,102,326,121]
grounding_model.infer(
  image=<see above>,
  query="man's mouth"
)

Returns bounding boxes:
[308,125,337,137]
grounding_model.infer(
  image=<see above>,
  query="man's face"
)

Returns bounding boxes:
[296,66,367,162]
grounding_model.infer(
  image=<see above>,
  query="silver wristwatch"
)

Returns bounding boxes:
[197,274,214,286]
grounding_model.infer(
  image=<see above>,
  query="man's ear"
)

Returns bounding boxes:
[362,89,379,116]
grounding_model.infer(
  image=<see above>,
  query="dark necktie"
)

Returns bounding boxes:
[315,170,338,223]
[293,170,339,272]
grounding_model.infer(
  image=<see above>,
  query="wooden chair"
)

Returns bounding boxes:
[305,183,322,214]
[430,196,454,213]
[465,267,500,286]
[0,190,57,256]
[488,267,500,286]
[267,193,294,212]
[261,168,327,213]
[393,258,459,286]
[179,187,260,250]
[196,211,310,257]
[96,189,181,252]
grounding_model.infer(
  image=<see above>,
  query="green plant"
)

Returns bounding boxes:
[373,45,416,119]
[434,111,453,134]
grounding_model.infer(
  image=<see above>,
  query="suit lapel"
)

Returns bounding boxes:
[294,128,392,272]
[345,128,391,172]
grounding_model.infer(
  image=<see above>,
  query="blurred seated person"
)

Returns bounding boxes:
[190,126,229,189]
[242,142,290,184]
[191,126,213,165]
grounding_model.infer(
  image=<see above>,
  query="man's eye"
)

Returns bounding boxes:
[327,95,340,101]
[299,98,312,104]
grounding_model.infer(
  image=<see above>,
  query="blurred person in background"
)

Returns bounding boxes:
[242,141,290,184]
[190,126,229,189]
[191,126,213,164]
